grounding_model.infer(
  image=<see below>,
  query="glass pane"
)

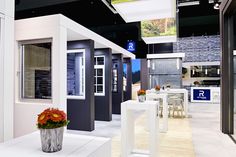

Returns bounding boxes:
[149,58,181,75]
[67,52,84,96]
[123,63,127,91]
[22,43,52,99]
[113,85,117,92]
[97,69,103,76]
[190,65,220,78]
[97,77,103,84]
[97,85,103,93]
[150,74,182,89]
[97,57,104,65]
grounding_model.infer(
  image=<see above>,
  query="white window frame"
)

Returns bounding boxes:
[94,56,105,96]
[67,49,86,100]
[19,39,52,103]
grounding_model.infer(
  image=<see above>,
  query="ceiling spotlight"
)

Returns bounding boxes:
[213,0,220,10]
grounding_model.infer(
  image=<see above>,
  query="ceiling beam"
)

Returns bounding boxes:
[16,0,81,11]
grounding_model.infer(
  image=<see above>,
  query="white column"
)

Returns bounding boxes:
[52,26,67,111]
[0,14,4,142]
[0,0,14,142]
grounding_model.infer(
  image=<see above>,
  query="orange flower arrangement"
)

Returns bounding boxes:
[37,108,69,129]
[137,89,146,96]
[155,85,161,91]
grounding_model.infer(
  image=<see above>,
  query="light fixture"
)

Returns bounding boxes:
[176,58,180,70]
[213,0,220,10]
[111,0,176,23]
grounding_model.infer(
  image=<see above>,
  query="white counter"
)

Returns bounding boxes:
[0,132,111,157]
[191,87,220,103]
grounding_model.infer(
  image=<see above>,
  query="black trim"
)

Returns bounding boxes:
[220,0,236,134]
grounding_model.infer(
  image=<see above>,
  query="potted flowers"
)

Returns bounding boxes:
[37,108,69,153]
[137,89,146,102]
[193,80,200,86]
[155,85,161,93]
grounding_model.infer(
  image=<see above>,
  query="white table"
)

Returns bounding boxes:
[121,100,159,157]
[0,132,111,157]
[161,89,189,117]
[146,93,168,133]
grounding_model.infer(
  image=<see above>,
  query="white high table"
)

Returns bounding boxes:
[161,88,189,117]
[121,100,159,157]
[146,93,168,133]
[0,132,111,157]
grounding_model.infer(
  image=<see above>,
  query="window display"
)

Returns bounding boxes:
[21,42,52,99]
[112,60,118,92]
[149,58,182,88]
[94,56,105,96]
[67,49,85,99]
[190,65,220,77]
[123,63,127,91]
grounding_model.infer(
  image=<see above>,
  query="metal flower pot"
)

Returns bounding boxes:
[40,127,64,153]
[138,95,146,102]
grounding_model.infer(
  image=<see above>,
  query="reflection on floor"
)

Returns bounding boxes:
[190,103,236,157]
[68,112,195,157]
[67,103,236,157]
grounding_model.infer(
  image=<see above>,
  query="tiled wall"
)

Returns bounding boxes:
[173,35,221,62]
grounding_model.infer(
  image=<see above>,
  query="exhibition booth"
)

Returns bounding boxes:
[14,14,135,137]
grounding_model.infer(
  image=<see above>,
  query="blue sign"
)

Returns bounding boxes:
[126,41,136,52]
[193,89,211,101]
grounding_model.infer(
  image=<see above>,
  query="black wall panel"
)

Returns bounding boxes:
[67,40,95,131]
[123,58,132,101]
[112,54,123,114]
[94,48,112,121]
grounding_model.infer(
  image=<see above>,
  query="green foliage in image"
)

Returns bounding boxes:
[112,0,137,4]
[141,18,176,37]
[160,26,176,36]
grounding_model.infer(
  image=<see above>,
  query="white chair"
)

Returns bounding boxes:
[168,94,184,118]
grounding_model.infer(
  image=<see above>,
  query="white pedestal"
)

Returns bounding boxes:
[146,93,168,132]
[0,132,111,157]
[121,100,159,157]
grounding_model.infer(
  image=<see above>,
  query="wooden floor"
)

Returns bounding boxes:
[111,113,195,157]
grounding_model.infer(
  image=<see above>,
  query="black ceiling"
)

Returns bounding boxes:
[15,0,220,58]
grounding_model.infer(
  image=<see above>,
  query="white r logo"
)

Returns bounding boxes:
[199,90,204,97]
[129,43,134,49]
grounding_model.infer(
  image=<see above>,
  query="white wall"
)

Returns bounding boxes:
[0,0,14,142]
[14,15,67,138]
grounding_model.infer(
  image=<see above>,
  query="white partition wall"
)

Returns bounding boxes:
[0,0,14,142]
[14,15,67,138]
[0,12,4,143]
